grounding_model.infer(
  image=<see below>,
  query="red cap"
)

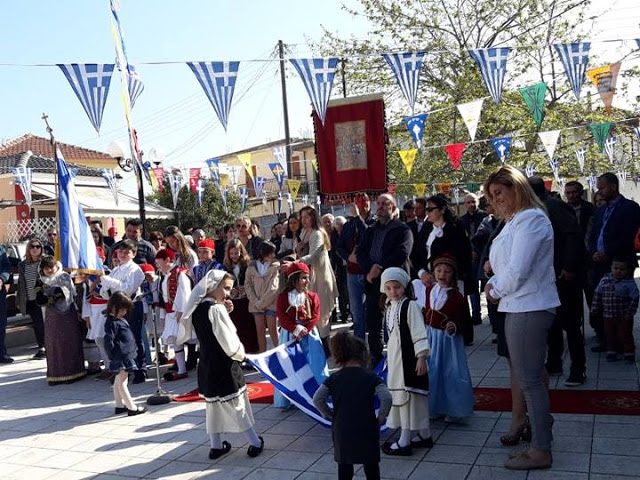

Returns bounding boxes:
[155,248,176,262]
[286,261,310,279]
[140,263,155,273]
[198,239,216,251]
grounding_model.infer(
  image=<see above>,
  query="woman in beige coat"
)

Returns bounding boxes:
[244,241,280,352]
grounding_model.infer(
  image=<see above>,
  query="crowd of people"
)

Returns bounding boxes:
[0,167,638,475]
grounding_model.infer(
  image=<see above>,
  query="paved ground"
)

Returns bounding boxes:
[1,314,640,479]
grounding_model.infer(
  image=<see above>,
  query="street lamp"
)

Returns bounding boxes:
[108,140,147,236]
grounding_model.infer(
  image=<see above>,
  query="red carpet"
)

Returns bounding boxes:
[173,382,274,404]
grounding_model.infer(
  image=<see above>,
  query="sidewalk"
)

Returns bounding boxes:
[1,320,639,479]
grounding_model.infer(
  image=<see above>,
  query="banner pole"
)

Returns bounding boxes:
[278,40,293,179]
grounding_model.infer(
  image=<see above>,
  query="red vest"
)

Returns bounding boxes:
[164,266,187,313]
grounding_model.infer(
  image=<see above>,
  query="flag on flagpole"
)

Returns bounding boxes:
[205,158,221,185]
[187,61,240,131]
[12,167,33,209]
[553,42,591,100]
[253,176,267,198]
[196,179,205,207]
[101,168,119,206]
[269,163,286,189]
[272,145,288,173]
[491,137,513,164]
[398,149,417,175]
[519,83,547,129]
[56,149,103,274]
[456,99,484,141]
[240,186,248,213]
[58,64,115,133]
[468,48,510,103]
[289,58,339,125]
[382,52,426,114]
[575,147,586,173]
[538,130,561,160]
[403,114,428,149]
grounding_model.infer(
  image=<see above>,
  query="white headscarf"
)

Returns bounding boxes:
[379,267,411,293]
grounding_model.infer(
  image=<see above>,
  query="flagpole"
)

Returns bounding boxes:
[278,40,293,179]
[42,113,59,254]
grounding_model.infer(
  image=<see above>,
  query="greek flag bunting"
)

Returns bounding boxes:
[196,179,205,207]
[587,175,598,192]
[637,39,640,49]
[403,114,428,149]
[56,149,103,274]
[553,43,591,100]
[468,48,510,103]
[316,195,322,209]
[101,168,119,206]
[269,163,286,189]
[169,171,184,209]
[383,52,426,114]
[205,158,221,185]
[604,136,616,163]
[302,194,309,206]
[491,136,513,164]
[126,65,144,109]
[289,58,339,125]
[277,192,283,214]
[634,126,640,142]
[58,64,115,133]
[253,176,267,198]
[12,167,32,209]
[262,192,268,207]
[221,186,228,212]
[575,147,586,173]
[525,164,536,178]
[187,61,240,131]
[240,186,248,213]
[271,145,288,173]
[286,193,294,215]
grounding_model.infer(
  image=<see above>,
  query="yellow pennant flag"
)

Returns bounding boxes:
[586,63,621,114]
[399,149,417,175]
[237,153,254,180]
[414,183,427,197]
[286,179,302,201]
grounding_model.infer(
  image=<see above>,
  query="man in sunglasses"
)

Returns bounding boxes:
[44,228,57,256]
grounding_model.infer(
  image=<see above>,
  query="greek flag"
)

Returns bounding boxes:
[221,186,228,212]
[196,179,205,207]
[587,175,598,192]
[468,48,510,103]
[271,145,288,173]
[240,186,248,213]
[56,150,103,274]
[277,192,283,214]
[525,164,536,178]
[491,136,513,164]
[636,39,640,50]
[206,158,221,185]
[289,58,339,125]
[12,167,32,209]
[253,176,267,198]
[383,52,426,114]
[553,43,591,100]
[58,64,115,133]
[605,136,616,163]
[169,171,184,209]
[404,113,428,149]
[269,163,286,189]
[302,194,309,206]
[101,168,119,206]
[187,61,240,131]
[575,147,586,173]
[633,126,640,142]
[126,65,144,109]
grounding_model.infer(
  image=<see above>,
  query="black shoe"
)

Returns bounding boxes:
[382,441,412,456]
[0,355,15,364]
[209,441,231,459]
[247,437,264,457]
[132,371,147,384]
[32,349,46,360]
[564,372,586,387]
[127,405,148,416]
[410,434,434,448]
[156,353,169,365]
[115,407,128,415]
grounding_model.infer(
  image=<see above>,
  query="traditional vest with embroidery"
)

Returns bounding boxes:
[163,266,187,313]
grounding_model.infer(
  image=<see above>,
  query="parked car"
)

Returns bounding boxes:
[3,242,27,316]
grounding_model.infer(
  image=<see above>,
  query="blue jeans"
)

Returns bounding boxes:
[347,273,367,340]
[0,289,7,357]
[129,302,149,370]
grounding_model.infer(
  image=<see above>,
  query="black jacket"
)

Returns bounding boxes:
[588,194,640,264]
[103,316,137,362]
[357,218,413,275]
[544,196,587,275]
[459,210,489,238]
[406,219,430,277]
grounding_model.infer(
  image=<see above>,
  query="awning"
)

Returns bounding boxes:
[31,183,175,219]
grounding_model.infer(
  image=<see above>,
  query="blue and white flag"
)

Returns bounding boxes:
[403,113,428,149]
[196,178,205,207]
[468,48,510,103]
[58,64,115,133]
[221,186,229,212]
[206,158,221,185]
[605,136,616,163]
[271,145,288,173]
[553,43,590,100]
[169,171,184,210]
[383,52,426,114]
[525,164,536,178]
[575,147,587,173]
[636,39,640,50]
[239,186,248,213]
[101,168,119,206]
[549,158,560,182]
[634,126,640,142]
[269,163,286,189]
[302,194,309,206]
[491,136,513,164]
[56,149,103,273]
[126,65,144,109]
[587,174,598,192]
[187,61,240,131]
[253,176,267,198]
[12,167,32,209]
[286,193,294,214]
[289,58,339,125]
[277,191,283,215]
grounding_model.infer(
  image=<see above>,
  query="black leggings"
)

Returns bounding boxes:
[26,300,45,348]
[338,463,380,480]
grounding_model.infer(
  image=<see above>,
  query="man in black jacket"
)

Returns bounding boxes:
[564,181,595,240]
[459,194,488,324]
[357,194,413,366]
[406,197,429,278]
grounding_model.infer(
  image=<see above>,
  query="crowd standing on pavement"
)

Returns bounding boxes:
[1,167,639,476]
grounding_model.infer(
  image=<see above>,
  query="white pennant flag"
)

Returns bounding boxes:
[605,136,616,164]
[262,192,268,207]
[617,170,627,189]
[456,99,484,142]
[227,165,242,192]
[538,130,561,160]
[525,164,536,178]
[302,194,309,206]
[575,147,586,173]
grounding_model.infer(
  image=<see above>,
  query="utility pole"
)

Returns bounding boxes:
[341,58,347,98]
[278,40,293,179]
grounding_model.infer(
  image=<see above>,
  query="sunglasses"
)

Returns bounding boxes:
[425,207,440,212]
[48,233,57,237]
[30,245,42,249]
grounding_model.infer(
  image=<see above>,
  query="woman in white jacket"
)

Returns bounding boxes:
[484,166,560,471]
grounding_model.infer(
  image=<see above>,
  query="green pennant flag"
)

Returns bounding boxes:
[519,82,547,129]
[466,181,479,193]
[589,122,612,153]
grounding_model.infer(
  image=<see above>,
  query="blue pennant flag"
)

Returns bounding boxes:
[468,48,510,103]
[205,158,221,185]
[126,65,144,109]
[636,39,640,50]
[383,52,426,114]
[239,186,248,213]
[492,137,513,164]
[196,178,205,207]
[253,176,267,198]
[12,167,32,208]
[403,113,428,149]
[187,61,240,131]
[277,192,283,215]
[101,168,119,206]
[289,58,339,125]
[553,43,590,100]
[269,163,286,189]
[56,149,104,273]
[58,64,115,133]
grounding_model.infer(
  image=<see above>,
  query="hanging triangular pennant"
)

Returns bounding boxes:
[189,168,201,194]
[169,171,184,210]
[206,158,221,185]
[414,183,427,198]
[575,147,586,173]
[58,64,115,133]
[491,137,513,164]
[468,48,510,103]
[196,178,205,207]
[277,192,283,214]
[553,42,591,100]
[286,179,302,202]
[271,145,288,173]
[269,163,286,189]
[253,176,267,198]
[227,165,242,191]
[12,167,33,209]
[618,170,628,189]
[398,149,418,175]
[604,136,616,163]
[382,52,426,114]
[538,130,561,160]
[286,193,294,214]
[403,114,428,149]
[101,168,119,206]
[289,58,339,125]
[237,153,253,181]
[187,61,240,131]
[587,174,598,192]
[586,62,622,114]
[444,143,466,170]
[311,158,318,172]
[440,183,452,195]
[589,122,612,153]
[456,99,484,141]
[549,158,560,182]
[115,57,144,109]
[452,186,461,203]
[519,82,547,129]
[239,186,248,213]
[525,164,536,178]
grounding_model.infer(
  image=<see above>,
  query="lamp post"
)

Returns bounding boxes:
[108,140,147,236]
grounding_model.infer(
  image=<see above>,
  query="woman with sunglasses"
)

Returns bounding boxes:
[17,238,47,359]
[235,217,264,260]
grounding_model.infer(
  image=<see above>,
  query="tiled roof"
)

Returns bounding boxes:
[0,133,112,161]
[0,153,103,177]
